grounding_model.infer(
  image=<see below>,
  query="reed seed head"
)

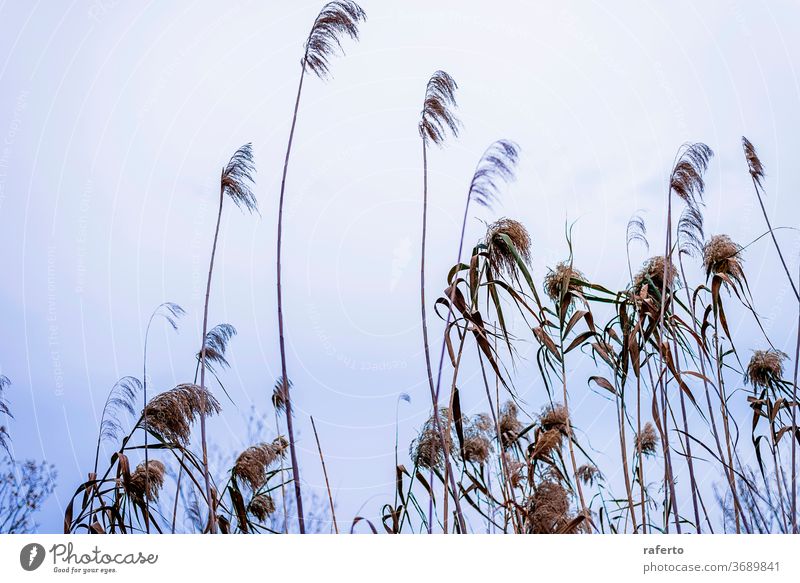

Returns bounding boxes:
[543,261,585,306]
[746,350,787,389]
[128,460,165,502]
[633,255,677,296]
[499,401,523,449]
[411,408,453,469]
[635,422,659,457]
[703,234,744,283]
[540,403,570,435]
[526,479,571,534]
[486,218,532,279]
[249,493,276,522]
[462,413,493,465]
[233,436,289,491]
[419,71,459,145]
[141,383,221,446]
[304,1,366,80]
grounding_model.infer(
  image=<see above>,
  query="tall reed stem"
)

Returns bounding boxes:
[276,66,308,534]
[198,184,225,534]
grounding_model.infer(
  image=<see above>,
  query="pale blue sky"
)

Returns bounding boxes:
[1,0,800,532]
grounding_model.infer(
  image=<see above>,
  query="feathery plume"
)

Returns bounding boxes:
[742,136,765,188]
[499,401,523,449]
[221,143,257,213]
[141,384,221,446]
[411,408,453,469]
[233,436,289,491]
[703,234,744,284]
[461,413,493,464]
[633,256,678,296]
[526,479,573,534]
[543,261,585,306]
[128,460,165,502]
[486,218,532,279]
[669,142,713,205]
[540,403,570,435]
[99,376,143,444]
[678,204,705,257]
[635,422,659,457]
[303,1,366,79]
[419,71,460,145]
[272,376,291,412]
[249,493,276,522]
[626,212,649,252]
[468,140,520,209]
[151,302,185,331]
[746,349,787,389]
[197,323,237,370]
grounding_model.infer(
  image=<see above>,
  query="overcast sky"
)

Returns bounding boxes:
[1,0,800,532]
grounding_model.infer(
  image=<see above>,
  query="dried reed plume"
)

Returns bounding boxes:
[503,454,525,489]
[531,429,562,459]
[544,261,585,305]
[461,413,493,464]
[746,350,787,389]
[98,376,142,447]
[669,142,713,205]
[412,409,453,469]
[468,140,520,209]
[271,376,290,412]
[249,493,276,522]
[742,137,765,188]
[526,479,573,534]
[703,234,744,283]
[220,143,257,213]
[233,436,289,491]
[633,256,677,296]
[635,422,659,457]
[419,71,460,145]
[678,204,705,257]
[577,464,601,486]
[128,460,165,502]
[303,1,366,79]
[486,218,532,278]
[141,384,221,446]
[540,403,570,435]
[197,323,237,370]
[498,401,523,449]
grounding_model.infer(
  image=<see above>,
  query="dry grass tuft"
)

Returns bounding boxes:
[703,234,744,283]
[304,1,366,79]
[635,422,659,457]
[526,479,572,534]
[249,493,276,522]
[498,401,523,449]
[544,261,585,305]
[128,460,165,502]
[742,137,765,188]
[633,255,678,296]
[141,384,221,446]
[233,436,289,491]
[462,413,493,464]
[531,428,562,459]
[540,403,570,435]
[746,350,787,389]
[412,409,453,469]
[486,219,531,279]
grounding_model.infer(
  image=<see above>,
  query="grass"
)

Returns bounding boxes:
[2,0,799,535]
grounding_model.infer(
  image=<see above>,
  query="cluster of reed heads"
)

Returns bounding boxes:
[54,2,799,534]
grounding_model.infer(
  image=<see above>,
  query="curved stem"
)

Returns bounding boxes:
[276,65,307,533]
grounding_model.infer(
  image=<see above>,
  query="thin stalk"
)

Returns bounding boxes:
[792,260,800,533]
[310,416,338,533]
[198,184,225,534]
[276,65,308,534]
[419,137,466,533]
